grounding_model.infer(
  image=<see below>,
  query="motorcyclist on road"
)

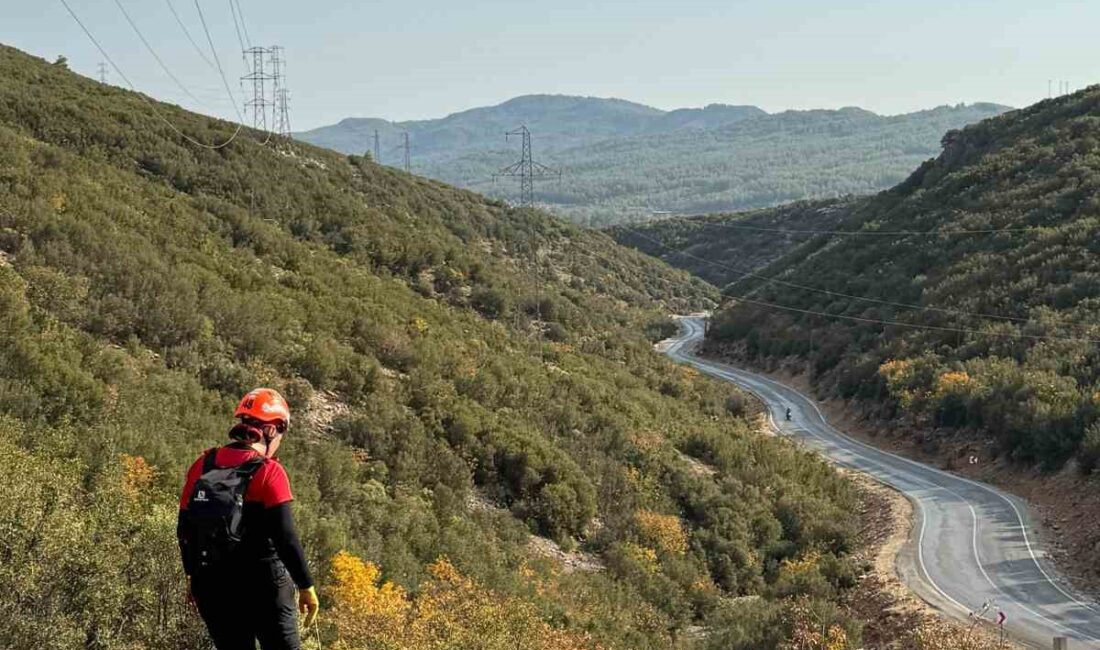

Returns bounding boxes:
[177,388,319,650]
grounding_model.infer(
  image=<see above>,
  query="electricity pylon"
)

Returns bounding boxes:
[403,132,410,172]
[242,46,274,132]
[386,132,412,171]
[269,46,291,139]
[493,125,560,207]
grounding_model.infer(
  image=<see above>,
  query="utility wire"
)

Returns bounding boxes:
[573,235,1100,345]
[233,0,253,48]
[617,224,1093,330]
[59,0,244,150]
[642,218,1047,237]
[164,0,216,70]
[228,0,252,74]
[193,0,248,124]
[113,0,209,108]
[728,294,1100,345]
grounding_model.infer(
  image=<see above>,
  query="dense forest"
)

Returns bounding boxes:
[698,85,1100,473]
[298,97,1007,226]
[0,45,871,650]
[609,198,859,288]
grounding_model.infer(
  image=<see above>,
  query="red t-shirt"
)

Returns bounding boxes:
[179,446,293,510]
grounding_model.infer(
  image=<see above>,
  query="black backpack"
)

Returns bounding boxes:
[184,448,266,572]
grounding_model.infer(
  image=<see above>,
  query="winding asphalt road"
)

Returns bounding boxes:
[664,317,1100,649]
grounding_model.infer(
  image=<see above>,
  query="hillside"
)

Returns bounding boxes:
[610,198,860,289]
[0,45,868,650]
[295,94,763,160]
[703,86,1100,474]
[298,98,1009,226]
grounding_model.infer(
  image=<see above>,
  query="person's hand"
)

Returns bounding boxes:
[298,586,319,627]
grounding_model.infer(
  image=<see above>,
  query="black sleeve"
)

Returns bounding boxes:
[177,509,194,576]
[265,503,314,589]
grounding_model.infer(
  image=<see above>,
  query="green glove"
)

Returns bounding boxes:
[298,586,319,627]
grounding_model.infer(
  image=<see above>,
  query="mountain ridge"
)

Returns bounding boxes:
[297,95,1010,225]
[298,93,768,158]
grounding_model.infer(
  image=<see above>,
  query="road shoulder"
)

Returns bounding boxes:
[753,362,1100,605]
[843,470,1022,649]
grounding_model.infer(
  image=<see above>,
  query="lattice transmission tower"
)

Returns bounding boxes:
[493,125,560,207]
[388,132,411,171]
[402,132,410,172]
[269,45,291,139]
[241,46,274,132]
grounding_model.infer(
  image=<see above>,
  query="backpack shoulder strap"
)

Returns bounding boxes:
[201,447,221,473]
[238,455,267,477]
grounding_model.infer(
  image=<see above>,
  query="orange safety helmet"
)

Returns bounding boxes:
[234,388,291,431]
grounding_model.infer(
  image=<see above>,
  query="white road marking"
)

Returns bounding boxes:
[664,318,1100,644]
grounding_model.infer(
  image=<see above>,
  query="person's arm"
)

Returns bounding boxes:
[256,462,314,588]
[178,455,206,607]
[177,455,204,578]
[257,461,319,626]
[177,509,195,576]
[264,503,314,588]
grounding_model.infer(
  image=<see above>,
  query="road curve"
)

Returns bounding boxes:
[664,317,1100,649]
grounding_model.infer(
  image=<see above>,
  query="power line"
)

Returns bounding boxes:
[59,0,244,150]
[573,236,1100,345]
[637,217,1048,238]
[113,0,207,107]
[616,223,1094,331]
[164,0,216,70]
[192,0,247,125]
[233,0,253,48]
[228,0,252,74]
[728,294,1100,345]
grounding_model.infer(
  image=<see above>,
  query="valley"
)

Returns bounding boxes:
[3,2,1099,646]
[297,96,1008,226]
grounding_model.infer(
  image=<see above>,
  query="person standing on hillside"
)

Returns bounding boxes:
[177,388,320,650]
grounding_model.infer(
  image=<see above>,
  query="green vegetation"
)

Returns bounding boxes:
[298,97,1008,226]
[610,198,859,288]
[0,44,863,649]
[702,86,1100,471]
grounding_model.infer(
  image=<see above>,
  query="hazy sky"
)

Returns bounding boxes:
[4,0,1098,130]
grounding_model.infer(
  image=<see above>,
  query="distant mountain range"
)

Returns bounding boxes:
[297,95,765,158]
[296,95,1010,225]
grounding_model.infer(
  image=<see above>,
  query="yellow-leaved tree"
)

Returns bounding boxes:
[327,551,599,650]
[634,509,688,555]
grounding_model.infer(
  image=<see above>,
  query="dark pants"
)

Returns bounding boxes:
[192,559,301,650]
